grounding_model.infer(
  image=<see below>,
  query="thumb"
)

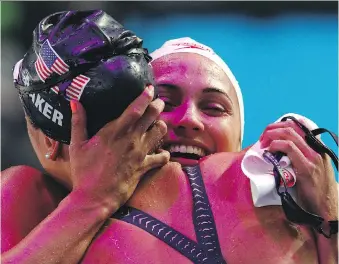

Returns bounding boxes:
[141,149,170,177]
[70,100,88,144]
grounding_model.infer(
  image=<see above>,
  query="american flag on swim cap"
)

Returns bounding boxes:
[51,74,90,101]
[35,39,69,82]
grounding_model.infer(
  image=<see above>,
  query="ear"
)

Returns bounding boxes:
[43,136,61,161]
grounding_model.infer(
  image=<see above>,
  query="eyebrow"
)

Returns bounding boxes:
[157,83,180,90]
[157,84,233,105]
[202,87,233,105]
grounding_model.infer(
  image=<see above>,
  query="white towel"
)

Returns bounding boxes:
[241,113,320,207]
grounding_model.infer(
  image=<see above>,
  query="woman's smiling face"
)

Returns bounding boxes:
[151,53,242,166]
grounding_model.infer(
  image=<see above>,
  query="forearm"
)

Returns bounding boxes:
[1,190,117,264]
[316,184,338,264]
[316,233,338,264]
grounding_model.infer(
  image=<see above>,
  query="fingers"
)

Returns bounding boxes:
[268,139,319,182]
[70,100,88,145]
[140,149,170,176]
[135,98,165,134]
[268,140,307,164]
[260,127,317,159]
[142,120,167,152]
[115,85,155,135]
[260,120,306,141]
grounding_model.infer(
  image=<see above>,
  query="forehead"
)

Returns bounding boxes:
[151,53,234,94]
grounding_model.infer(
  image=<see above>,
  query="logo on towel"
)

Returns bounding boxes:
[281,169,295,187]
[35,39,69,82]
[269,168,296,188]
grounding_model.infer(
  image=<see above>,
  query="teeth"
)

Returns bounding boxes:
[180,145,186,153]
[187,146,194,154]
[193,147,199,156]
[168,144,206,157]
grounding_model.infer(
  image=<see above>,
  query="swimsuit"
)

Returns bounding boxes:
[113,165,227,264]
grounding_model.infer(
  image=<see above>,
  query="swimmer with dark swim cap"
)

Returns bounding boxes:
[13,9,157,144]
[2,11,338,264]
[1,10,170,263]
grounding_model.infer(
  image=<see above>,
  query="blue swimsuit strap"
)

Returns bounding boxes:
[113,205,210,263]
[183,165,225,262]
[112,165,227,264]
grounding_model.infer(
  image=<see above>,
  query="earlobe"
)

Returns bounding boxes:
[44,136,61,161]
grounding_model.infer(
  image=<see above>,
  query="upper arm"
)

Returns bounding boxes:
[1,166,59,252]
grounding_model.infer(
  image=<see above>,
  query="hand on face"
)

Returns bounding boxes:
[68,85,170,214]
[260,119,338,219]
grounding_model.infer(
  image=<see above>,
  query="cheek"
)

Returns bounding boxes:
[207,121,236,152]
[158,112,168,122]
[157,111,182,126]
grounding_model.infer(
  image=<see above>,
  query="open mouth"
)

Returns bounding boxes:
[165,144,208,161]
[170,152,202,160]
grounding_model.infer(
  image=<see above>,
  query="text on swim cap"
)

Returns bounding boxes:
[28,94,63,126]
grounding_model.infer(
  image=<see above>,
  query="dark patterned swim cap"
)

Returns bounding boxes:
[13,10,155,144]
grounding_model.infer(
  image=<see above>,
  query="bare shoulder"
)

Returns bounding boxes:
[199,150,247,183]
[1,166,67,252]
[2,165,45,188]
[2,165,67,199]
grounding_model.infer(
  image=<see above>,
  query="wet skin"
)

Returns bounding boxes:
[82,152,318,264]
[1,53,319,263]
[81,54,317,263]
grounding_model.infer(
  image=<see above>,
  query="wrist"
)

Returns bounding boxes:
[312,187,338,221]
[317,201,338,222]
[313,220,338,239]
[312,202,338,239]
[67,189,120,221]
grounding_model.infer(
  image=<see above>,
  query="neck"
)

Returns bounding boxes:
[126,162,191,214]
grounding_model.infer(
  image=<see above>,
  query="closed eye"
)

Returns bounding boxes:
[159,97,176,112]
[204,104,225,111]
[201,103,230,116]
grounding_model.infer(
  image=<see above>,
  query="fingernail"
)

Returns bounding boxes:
[260,140,267,148]
[70,100,77,113]
[259,133,263,141]
[145,85,154,95]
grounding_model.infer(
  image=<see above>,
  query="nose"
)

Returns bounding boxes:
[170,101,204,135]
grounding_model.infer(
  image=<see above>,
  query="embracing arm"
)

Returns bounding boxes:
[313,174,338,264]
[1,172,114,264]
[2,86,169,264]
